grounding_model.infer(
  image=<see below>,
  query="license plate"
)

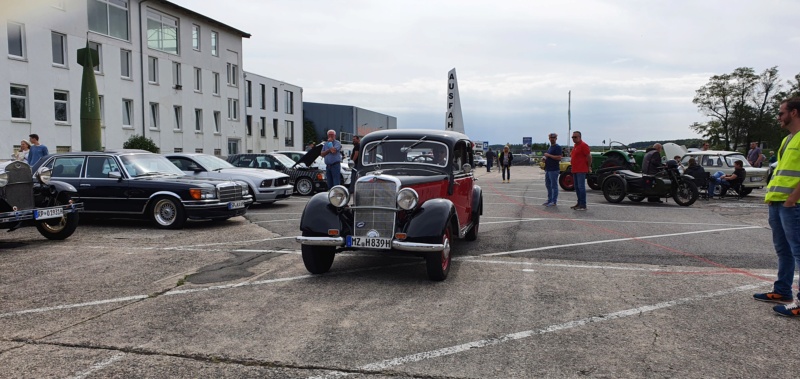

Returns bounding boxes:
[347,236,391,249]
[34,207,63,220]
[228,200,246,209]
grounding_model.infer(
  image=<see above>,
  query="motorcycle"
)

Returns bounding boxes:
[600,160,699,206]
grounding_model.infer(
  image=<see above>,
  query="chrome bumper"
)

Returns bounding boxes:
[296,236,444,252]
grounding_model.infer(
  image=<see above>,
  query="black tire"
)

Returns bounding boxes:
[149,196,186,229]
[296,177,314,196]
[628,195,645,202]
[465,204,481,241]
[426,224,452,281]
[602,176,627,203]
[35,195,79,240]
[587,175,600,190]
[559,169,575,191]
[301,244,335,274]
[673,180,699,206]
[739,187,753,196]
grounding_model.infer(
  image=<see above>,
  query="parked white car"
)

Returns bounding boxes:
[663,143,768,195]
[166,153,294,204]
[275,150,352,185]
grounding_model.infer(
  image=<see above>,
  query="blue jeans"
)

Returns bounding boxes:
[326,162,341,189]
[574,173,587,206]
[486,160,492,172]
[768,203,800,299]
[502,166,510,180]
[545,170,559,204]
[707,171,726,196]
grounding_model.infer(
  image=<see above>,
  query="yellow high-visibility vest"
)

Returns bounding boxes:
[765,133,800,203]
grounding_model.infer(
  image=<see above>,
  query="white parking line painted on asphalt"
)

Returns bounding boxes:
[481,226,761,257]
[481,217,748,227]
[160,236,298,250]
[307,282,768,379]
[253,218,300,224]
[68,352,126,379]
[0,295,148,319]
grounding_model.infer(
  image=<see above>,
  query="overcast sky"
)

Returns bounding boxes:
[172,0,800,146]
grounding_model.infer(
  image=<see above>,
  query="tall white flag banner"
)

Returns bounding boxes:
[445,68,464,133]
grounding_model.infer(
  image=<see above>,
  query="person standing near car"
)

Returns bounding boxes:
[754,97,800,317]
[543,133,562,207]
[485,148,495,172]
[641,143,664,203]
[498,145,513,183]
[14,139,30,162]
[748,141,763,167]
[320,130,342,189]
[27,133,49,166]
[570,131,591,210]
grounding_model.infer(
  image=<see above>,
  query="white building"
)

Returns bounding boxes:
[242,72,303,153]
[1,0,254,159]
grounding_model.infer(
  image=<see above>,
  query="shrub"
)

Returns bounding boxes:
[122,135,159,153]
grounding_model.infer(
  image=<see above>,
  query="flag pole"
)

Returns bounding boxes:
[567,91,572,149]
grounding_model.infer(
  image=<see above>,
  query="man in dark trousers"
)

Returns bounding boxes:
[642,143,664,203]
[485,148,495,172]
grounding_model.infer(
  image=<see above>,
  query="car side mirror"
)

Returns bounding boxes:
[109,171,122,180]
[462,163,472,173]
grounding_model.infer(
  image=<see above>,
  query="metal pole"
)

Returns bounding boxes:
[567,90,572,149]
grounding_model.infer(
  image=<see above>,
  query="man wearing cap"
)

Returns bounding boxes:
[542,133,562,207]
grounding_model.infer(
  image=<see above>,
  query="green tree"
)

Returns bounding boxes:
[122,134,159,153]
[303,119,319,146]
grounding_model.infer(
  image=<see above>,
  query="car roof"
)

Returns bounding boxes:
[685,150,745,155]
[360,129,471,148]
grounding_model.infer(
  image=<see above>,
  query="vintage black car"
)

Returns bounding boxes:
[0,160,82,240]
[33,150,252,229]
[296,129,483,281]
[227,150,327,196]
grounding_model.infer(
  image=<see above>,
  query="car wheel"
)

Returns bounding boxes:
[602,176,626,203]
[149,196,186,229]
[559,169,575,191]
[587,176,600,190]
[426,224,452,281]
[301,243,335,274]
[465,203,481,241]
[35,195,79,240]
[739,187,753,196]
[296,177,314,196]
[673,180,699,206]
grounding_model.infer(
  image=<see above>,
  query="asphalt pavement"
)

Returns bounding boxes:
[0,165,797,378]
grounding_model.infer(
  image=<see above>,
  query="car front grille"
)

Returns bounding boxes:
[218,182,245,202]
[353,178,396,238]
[3,162,34,210]
[276,177,289,186]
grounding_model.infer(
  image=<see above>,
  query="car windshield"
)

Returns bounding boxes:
[270,153,297,167]
[193,154,234,170]
[362,140,449,167]
[120,154,185,177]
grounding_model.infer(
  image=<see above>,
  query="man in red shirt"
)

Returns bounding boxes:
[570,131,592,210]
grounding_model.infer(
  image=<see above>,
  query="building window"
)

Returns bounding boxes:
[122,99,133,127]
[285,120,294,147]
[226,63,238,86]
[245,80,252,107]
[227,98,238,120]
[285,90,294,114]
[212,72,220,95]
[149,102,159,129]
[88,0,129,40]
[148,56,158,83]
[213,111,220,133]
[120,49,132,78]
[10,85,28,120]
[227,139,239,155]
[146,9,178,54]
[210,31,218,56]
[260,84,266,109]
[192,24,200,51]
[195,109,202,132]
[98,95,104,126]
[51,31,66,66]
[193,67,202,92]
[88,41,102,73]
[260,117,266,137]
[7,22,26,59]
[173,147,182,153]
[172,61,181,88]
[195,148,203,153]
[245,115,252,136]
[272,118,278,138]
[272,87,278,111]
[173,105,182,130]
[214,148,221,156]
[54,90,69,123]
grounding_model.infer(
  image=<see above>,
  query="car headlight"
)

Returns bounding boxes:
[189,188,217,200]
[397,188,419,210]
[239,181,249,196]
[328,185,349,207]
[0,171,7,187]
[35,167,51,185]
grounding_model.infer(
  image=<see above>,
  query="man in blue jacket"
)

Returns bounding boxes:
[320,129,342,189]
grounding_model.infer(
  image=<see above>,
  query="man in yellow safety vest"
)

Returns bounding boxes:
[754,97,800,317]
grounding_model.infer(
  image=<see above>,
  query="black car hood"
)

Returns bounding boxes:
[132,175,237,187]
[295,144,323,168]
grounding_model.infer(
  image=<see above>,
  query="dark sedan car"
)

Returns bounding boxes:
[33,150,252,229]
[227,151,327,196]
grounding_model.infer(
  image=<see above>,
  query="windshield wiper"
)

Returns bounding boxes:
[401,136,427,152]
[366,136,388,155]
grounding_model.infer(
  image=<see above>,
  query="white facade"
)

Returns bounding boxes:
[242,72,303,153]
[1,0,250,158]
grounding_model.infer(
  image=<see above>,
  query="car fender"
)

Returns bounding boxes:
[471,185,483,217]
[43,180,78,194]
[404,198,457,244]
[299,192,342,235]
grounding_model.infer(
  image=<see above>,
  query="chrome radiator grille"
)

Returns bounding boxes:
[218,183,245,202]
[3,162,34,210]
[353,178,396,238]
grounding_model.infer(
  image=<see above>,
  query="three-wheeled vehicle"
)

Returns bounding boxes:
[296,129,483,281]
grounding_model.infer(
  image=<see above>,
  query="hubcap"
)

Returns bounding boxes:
[155,200,176,225]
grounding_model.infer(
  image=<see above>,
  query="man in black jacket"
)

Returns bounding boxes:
[642,143,663,203]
